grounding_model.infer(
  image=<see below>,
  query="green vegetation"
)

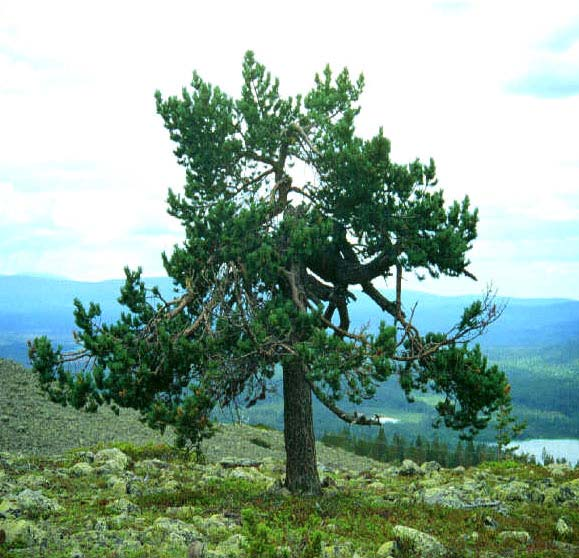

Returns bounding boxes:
[1,359,578,557]
[0,437,577,557]
[488,344,579,439]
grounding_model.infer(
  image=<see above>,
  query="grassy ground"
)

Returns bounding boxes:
[1,359,578,557]
[0,440,578,557]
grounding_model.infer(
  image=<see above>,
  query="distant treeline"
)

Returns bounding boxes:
[320,428,573,468]
[321,427,500,467]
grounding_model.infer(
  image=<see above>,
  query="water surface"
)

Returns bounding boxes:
[513,439,579,465]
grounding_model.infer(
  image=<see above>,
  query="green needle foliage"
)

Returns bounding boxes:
[29,51,511,494]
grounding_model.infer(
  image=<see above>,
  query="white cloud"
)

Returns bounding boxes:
[0,181,53,225]
[0,1,578,298]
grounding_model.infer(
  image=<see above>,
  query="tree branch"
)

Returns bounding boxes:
[361,281,399,317]
[308,379,383,425]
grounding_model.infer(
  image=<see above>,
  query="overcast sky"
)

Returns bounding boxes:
[1,0,578,300]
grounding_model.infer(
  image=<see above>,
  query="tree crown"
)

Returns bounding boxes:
[29,51,510,451]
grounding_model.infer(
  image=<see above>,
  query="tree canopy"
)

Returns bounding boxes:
[29,51,509,494]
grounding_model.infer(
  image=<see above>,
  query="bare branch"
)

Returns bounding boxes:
[361,281,399,316]
[464,268,478,281]
[308,379,383,425]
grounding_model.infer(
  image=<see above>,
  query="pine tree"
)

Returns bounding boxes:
[29,51,509,495]
[413,434,426,464]
[370,427,388,461]
[495,395,526,460]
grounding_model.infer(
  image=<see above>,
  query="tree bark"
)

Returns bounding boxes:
[282,359,322,495]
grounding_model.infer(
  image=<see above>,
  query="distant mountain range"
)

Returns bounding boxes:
[1,274,578,440]
[2,274,579,347]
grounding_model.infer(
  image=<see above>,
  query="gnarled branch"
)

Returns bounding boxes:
[307,379,383,425]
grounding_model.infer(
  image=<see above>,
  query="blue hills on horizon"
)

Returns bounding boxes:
[1,274,578,441]
[1,273,579,361]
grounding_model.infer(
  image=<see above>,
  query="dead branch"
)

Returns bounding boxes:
[308,379,383,425]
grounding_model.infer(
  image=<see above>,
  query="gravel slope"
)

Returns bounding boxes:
[0,359,380,472]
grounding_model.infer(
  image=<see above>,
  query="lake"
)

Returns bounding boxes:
[512,439,579,465]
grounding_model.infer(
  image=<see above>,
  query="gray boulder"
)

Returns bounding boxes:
[93,448,130,474]
[397,459,424,476]
[393,525,446,558]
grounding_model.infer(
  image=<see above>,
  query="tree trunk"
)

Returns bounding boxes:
[282,359,321,495]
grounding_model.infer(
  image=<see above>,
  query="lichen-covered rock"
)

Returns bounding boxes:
[105,497,140,515]
[211,533,246,557]
[192,514,238,543]
[322,541,364,557]
[0,518,46,546]
[367,481,386,492]
[494,480,531,502]
[393,525,446,558]
[93,448,130,473]
[69,462,94,477]
[546,463,573,477]
[559,479,579,504]
[266,480,291,497]
[148,516,204,547]
[13,488,62,518]
[553,541,579,555]
[376,540,396,557]
[161,478,180,491]
[76,450,95,463]
[16,473,49,489]
[555,517,573,538]
[497,530,531,544]
[133,458,170,478]
[421,486,469,508]
[199,473,224,486]
[0,497,19,519]
[397,459,424,476]
[188,540,209,557]
[105,474,128,496]
[219,457,263,469]
[420,461,441,474]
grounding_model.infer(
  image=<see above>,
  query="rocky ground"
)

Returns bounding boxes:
[0,441,578,557]
[0,359,578,557]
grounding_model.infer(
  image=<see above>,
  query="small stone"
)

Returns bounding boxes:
[393,525,446,558]
[498,530,531,544]
[94,448,130,473]
[69,462,94,477]
[187,540,207,557]
[397,459,424,476]
[15,489,62,518]
[420,461,441,473]
[376,540,396,556]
